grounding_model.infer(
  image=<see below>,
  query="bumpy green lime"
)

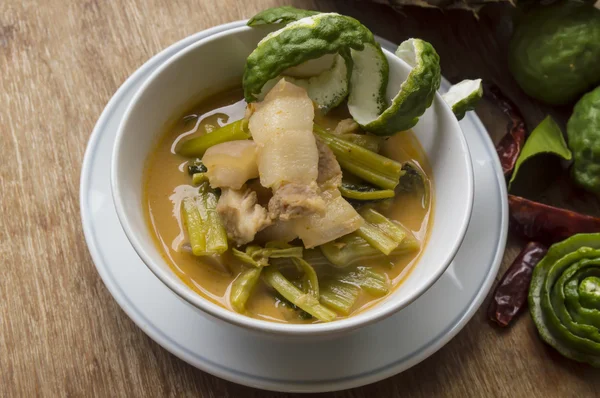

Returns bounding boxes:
[567,86,600,195]
[245,9,442,135]
[243,13,378,103]
[509,2,600,105]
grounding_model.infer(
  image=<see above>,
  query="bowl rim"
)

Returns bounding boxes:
[111,25,475,336]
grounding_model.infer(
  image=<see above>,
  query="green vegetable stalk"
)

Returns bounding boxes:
[356,208,408,255]
[232,245,303,267]
[230,244,304,313]
[230,267,263,313]
[178,119,251,157]
[181,198,206,256]
[263,267,337,322]
[319,278,360,315]
[338,266,390,297]
[181,182,228,256]
[320,229,419,268]
[529,233,600,367]
[341,207,411,257]
[567,86,600,196]
[270,248,333,267]
[338,133,382,153]
[314,125,404,189]
[291,257,320,299]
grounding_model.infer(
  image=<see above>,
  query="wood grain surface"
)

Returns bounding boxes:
[1,0,599,396]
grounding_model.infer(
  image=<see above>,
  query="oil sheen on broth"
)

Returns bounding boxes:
[144,88,433,324]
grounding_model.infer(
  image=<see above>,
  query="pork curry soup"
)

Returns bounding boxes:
[144,84,433,324]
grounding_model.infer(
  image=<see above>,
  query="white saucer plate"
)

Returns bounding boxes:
[80,21,508,393]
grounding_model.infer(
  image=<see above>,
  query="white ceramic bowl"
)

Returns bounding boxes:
[111,25,474,336]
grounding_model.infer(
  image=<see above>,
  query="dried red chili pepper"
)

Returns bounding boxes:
[509,194,600,244]
[488,242,547,327]
[485,84,527,176]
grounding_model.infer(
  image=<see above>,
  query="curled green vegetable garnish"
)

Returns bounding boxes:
[314,125,404,190]
[177,119,250,158]
[230,267,263,313]
[529,233,600,367]
[263,266,337,322]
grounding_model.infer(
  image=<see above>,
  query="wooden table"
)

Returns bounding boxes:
[2,0,598,396]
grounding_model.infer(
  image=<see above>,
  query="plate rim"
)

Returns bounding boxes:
[80,20,508,393]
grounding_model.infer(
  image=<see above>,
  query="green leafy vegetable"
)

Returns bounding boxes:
[398,160,430,206]
[508,116,572,189]
[275,291,313,320]
[187,160,207,175]
[339,180,395,201]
